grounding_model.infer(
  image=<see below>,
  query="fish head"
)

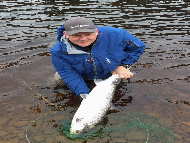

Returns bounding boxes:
[70,118,88,135]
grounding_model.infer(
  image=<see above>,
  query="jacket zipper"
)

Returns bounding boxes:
[89,52,97,80]
[86,40,98,80]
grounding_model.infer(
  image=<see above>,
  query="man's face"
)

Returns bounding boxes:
[63,28,98,47]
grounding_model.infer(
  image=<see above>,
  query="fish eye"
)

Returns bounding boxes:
[76,118,84,123]
[76,118,81,123]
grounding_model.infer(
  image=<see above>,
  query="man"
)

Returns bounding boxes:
[50,17,145,99]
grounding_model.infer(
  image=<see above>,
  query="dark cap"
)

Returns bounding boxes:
[64,17,96,35]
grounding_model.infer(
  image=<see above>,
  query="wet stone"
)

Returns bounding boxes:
[5,125,17,133]
[184,137,190,142]
[0,117,9,126]
[45,137,54,143]
[182,122,190,127]
[43,126,55,134]
[128,141,144,143]
[41,122,49,130]
[99,136,110,143]
[51,131,60,137]
[44,134,52,138]
[113,137,127,143]
[151,129,166,138]
[6,107,17,112]
[2,133,17,139]
[33,135,45,142]
[166,135,175,143]
[111,132,124,138]
[55,135,66,142]
[162,118,173,126]
[87,138,100,143]
[124,132,147,140]
[8,120,16,126]
[17,131,26,139]
[174,133,183,140]
[173,140,185,143]
[173,124,185,135]
[8,138,20,143]
[181,125,190,133]
[14,120,30,127]
[0,126,3,130]
[0,131,9,138]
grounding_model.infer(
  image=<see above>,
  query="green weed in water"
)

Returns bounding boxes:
[57,120,104,141]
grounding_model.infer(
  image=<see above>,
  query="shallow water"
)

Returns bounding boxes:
[0,0,190,143]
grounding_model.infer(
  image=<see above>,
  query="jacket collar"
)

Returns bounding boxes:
[61,35,88,54]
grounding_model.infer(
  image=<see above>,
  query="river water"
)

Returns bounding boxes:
[0,0,190,143]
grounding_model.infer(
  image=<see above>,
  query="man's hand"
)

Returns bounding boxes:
[112,66,134,79]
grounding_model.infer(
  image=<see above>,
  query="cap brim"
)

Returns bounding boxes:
[65,28,97,36]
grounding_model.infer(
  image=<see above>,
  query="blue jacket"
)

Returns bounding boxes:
[50,25,145,98]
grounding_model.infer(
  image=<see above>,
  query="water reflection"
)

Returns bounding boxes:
[0,0,190,142]
[1,0,190,69]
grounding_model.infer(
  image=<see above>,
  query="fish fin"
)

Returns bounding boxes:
[110,103,121,111]
[94,79,104,85]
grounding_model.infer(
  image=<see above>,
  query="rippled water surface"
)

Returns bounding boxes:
[0,0,190,143]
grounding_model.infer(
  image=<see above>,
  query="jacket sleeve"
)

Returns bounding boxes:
[121,30,146,65]
[50,47,90,99]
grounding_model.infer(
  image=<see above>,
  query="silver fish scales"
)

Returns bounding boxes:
[70,74,120,134]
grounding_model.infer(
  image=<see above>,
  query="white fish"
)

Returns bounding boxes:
[70,74,120,134]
